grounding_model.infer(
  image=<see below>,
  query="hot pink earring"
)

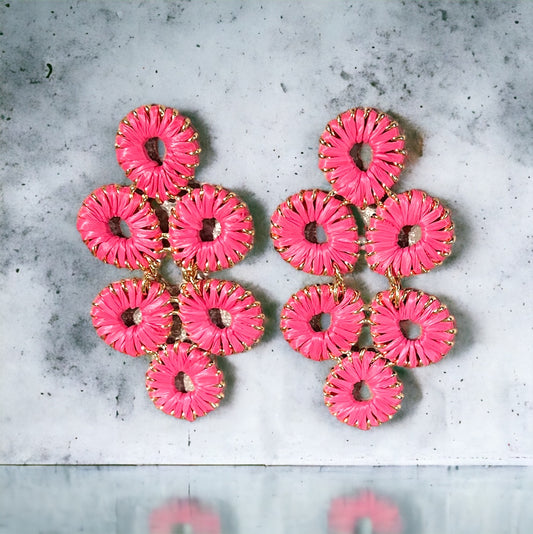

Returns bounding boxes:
[271,107,456,430]
[78,104,264,421]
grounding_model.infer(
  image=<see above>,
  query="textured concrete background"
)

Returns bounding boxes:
[0,0,531,464]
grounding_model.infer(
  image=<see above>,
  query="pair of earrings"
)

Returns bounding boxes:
[77,104,456,429]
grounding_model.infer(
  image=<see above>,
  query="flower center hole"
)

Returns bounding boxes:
[400,319,422,340]
[144,136,166,165]
[352,380,373,402]
[304,221,328,243]
[174,371,195,393]
[350,142,373,171]
[121,307,142,327]
[109,217,131,238]
[200,218,222,242]
[355,517,373,534]
[209,308,232,329]
[310,312,331,332]
[397,224,422,248]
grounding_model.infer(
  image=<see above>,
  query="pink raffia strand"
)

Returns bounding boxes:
[318,108,406,208]
[115,104,201,201]
[365,189,455,277]
[146,342,225,421]
[328,491,402,534]
[370,289,456,368]
[178,279,264,356]
[280,284,365,361]
[77,184,164,270]
[169,183,254,272]
[324,349,403,430]
[271,189,359,275]
[149,499,222,534]
[91,278,173,357]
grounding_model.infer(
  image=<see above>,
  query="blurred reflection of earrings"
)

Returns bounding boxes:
[78,104,264,421]
[271,107,456,430]
[150,498,222,534]
[329,490,402,534]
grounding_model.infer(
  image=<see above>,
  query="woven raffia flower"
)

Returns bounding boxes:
[271,189,359,275]
[77,184,164,269]
[115,104,201,201]
[328,491,402,534]
[319,108,406,208]
[324,349,403,430]
[149,499,221,534]
[280,284,365,361]
[169,183,254,272]
[178,279,264,356]
[370,289,456,367]
[146,342,225,421]
[365,189,455,277]
[91,278,173,357]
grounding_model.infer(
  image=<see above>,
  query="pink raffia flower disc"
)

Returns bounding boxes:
[169,183,254,272]
[149,499,222,534]
[146,342,225,421]
[370,289,456,367]
[178,279,264,356]
[271,189,359,275]
[328,491,402,534]
[365,189,455,277]
[91,278,173,357]
[77,184,164,269]
[324,349,403,430]
[318,108,406,208]
[115,104,201,201]
[280,284,365,361]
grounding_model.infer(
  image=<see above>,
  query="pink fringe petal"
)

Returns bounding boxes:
[91,279,173,357]
[115,104,201,201]
[177,279,264,356]
[77,184,164,270]
[365,189,455,277]
[169,183,254,272]
[146,342,225,421]
[271,189,359,275]
[281,284,365,361]
[324,349,403,430]
[370,289,456,367]
[319,108,406,207]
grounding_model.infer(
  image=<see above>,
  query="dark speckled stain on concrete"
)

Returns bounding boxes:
[10,174,140,410]
[327,1,532,161]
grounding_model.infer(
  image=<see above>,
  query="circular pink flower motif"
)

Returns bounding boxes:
[115,104,201,201]
[319,108,406,208]
[370,289,456,367]
[169,183,254,272]
[178,279,264,356]
[324,349,403,430]
[149,499,221,534]
[280,284,365,361]
[271,189,359,275]
[365,189,455,277]
[329,491,402,534]
[91,278,173,357]
[77,184,164,269]
[146,342,225,421]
